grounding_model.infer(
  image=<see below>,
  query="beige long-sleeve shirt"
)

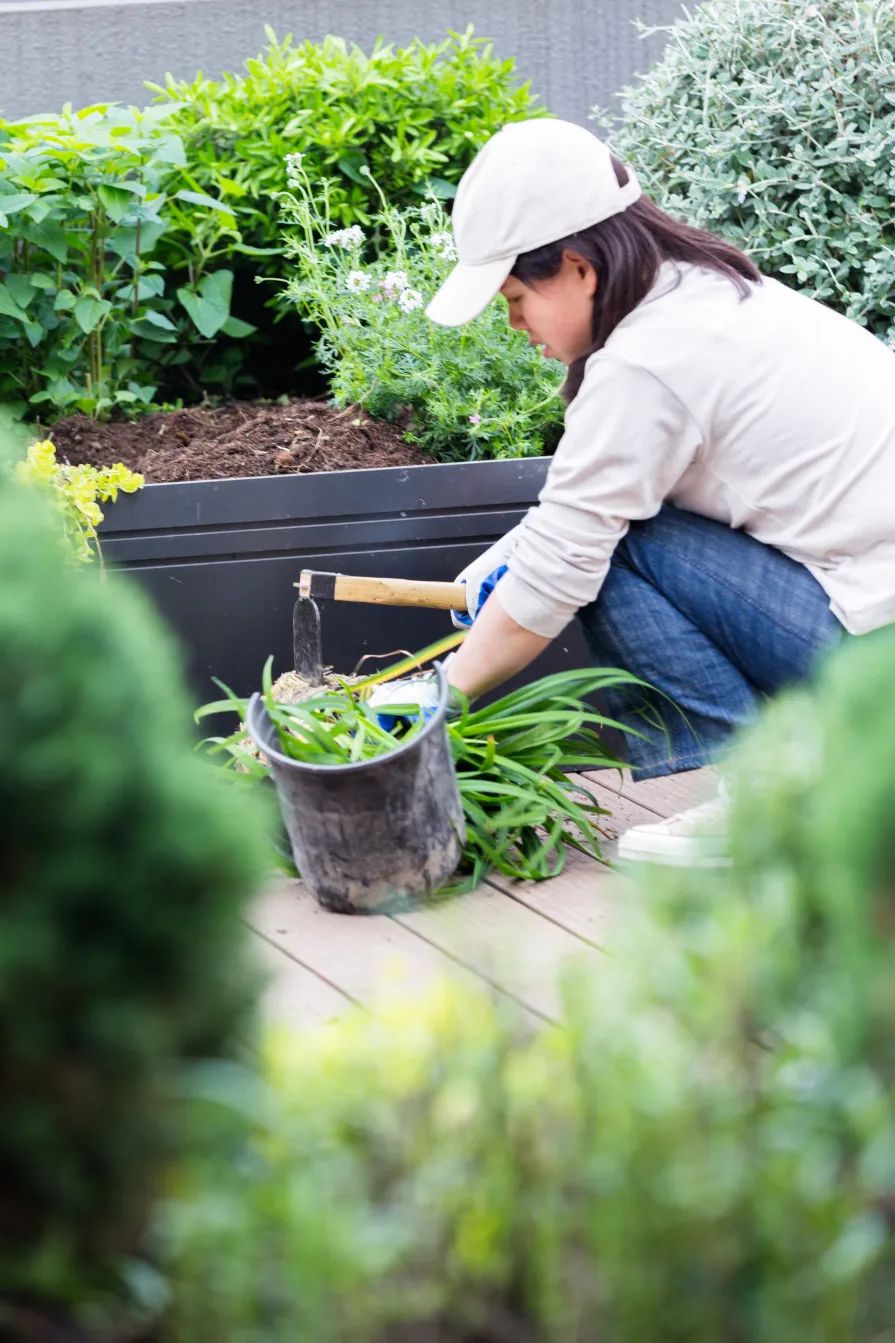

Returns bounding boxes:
[498,261,895,639]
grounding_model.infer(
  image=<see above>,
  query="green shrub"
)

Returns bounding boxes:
[281,162,565,460]
[158,629,895,1341]
[147,27,548,399]
[0,450,270,1329]
[0,102,245,420]
[0,31,546,416]
[602,0,895,348]
[151,25,546,263]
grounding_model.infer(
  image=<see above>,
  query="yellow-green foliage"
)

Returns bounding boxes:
[159,635,895,1342]
[0,470,271,1323]
[15,438,143,560]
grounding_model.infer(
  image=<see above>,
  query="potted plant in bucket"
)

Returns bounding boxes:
[197,638,647,911]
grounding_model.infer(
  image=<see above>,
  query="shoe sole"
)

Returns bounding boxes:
[615,842,732,870]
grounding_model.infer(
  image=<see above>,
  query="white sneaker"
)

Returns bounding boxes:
[616,787,731,868]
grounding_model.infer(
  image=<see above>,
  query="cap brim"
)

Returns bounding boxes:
[425,255,515,326]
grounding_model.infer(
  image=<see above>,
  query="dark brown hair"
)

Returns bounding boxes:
[511,156,761,404]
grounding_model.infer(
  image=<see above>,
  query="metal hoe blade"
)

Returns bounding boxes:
[293,596,324,685]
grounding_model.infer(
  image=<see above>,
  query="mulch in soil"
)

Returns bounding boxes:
[45,399,428,483]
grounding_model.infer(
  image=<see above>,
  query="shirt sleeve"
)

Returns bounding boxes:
[497,355,704,638]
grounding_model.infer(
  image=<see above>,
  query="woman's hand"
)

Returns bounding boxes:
[451,528,521,629]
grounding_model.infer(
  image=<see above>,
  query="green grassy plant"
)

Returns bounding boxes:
[196,644,647,888]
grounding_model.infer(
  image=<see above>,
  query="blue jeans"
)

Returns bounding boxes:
[576,506,845,780]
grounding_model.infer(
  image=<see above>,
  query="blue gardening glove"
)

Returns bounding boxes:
[367,657,462,731]
[367,675,441,731]
[452,526,521,629]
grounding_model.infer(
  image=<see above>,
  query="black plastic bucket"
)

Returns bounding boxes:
[245,665,466,913]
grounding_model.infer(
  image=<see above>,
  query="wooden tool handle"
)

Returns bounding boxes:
[298,569,467,611]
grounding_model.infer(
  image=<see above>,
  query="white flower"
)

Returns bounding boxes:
[380,269,409,297]
[420,200,443,222]
[429,230,458,259]
[345,269,371,293]
[735,175,750,205]
[284,151,304,184]
[397,288,423,312]
[324,225,365,249]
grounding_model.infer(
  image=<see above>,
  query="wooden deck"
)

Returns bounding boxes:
[248,766,716,1030]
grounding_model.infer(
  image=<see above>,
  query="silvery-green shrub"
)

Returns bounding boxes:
[601,0,895,348]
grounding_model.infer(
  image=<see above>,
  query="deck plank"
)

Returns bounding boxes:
[250,928,356,1028]
[392,885,602,1022]
[481,774,673,946]
[584,765,717,818]
[248,766,709,1030]
[250,878,545,1025]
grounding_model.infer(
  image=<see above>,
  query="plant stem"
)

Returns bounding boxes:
[132,217,142,317]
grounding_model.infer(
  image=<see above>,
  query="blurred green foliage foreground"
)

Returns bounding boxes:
[158,628,895,1343]
[1,425,893,1339]
[0,442,271,1331]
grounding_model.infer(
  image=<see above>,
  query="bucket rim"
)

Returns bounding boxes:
[245,661,453,776]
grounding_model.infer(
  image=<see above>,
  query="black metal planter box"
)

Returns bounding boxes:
[99,457,594,704]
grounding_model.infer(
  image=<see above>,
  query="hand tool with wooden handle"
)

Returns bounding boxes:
[298,569,467,610]
[293,569,468,684]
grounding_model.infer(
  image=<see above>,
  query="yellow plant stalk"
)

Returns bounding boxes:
[351,629,467,692]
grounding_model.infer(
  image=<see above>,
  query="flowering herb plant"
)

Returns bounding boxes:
[15,439,144,562]
[280,155,566,462]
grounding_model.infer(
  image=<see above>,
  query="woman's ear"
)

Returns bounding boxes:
[562,248,598,296]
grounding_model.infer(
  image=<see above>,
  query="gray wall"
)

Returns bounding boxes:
[0,0,686,124]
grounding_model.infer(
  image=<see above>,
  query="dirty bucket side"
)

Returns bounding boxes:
[246,666,466,913]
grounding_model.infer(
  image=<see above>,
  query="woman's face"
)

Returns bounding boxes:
[499,250,598,365]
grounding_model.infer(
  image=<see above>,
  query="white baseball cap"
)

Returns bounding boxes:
[425,118,641,327]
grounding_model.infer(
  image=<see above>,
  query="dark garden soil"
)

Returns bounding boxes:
[45,399,428,483]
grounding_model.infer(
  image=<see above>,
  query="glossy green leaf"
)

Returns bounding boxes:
[0,190,39,217]
[73,294,112,334]
[175,188,234,215]
[220,315,257,338]
[97,183,137,222]
[176,269,233,338]
[0,286,28,322]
